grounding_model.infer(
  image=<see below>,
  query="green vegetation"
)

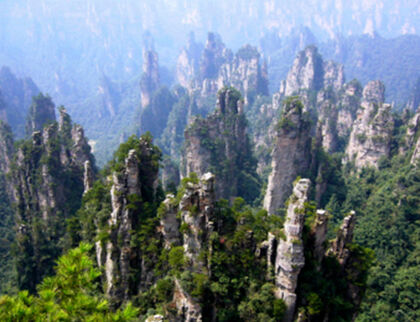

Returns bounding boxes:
[0,174,16,295]
[339,156,420,321]
[0,243,138,321]
[185,88,261,203]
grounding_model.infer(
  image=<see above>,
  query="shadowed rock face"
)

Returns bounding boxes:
[329,211,356,267]
[25,93,56,136]
[183,87,259,202]
[264,97,312,215]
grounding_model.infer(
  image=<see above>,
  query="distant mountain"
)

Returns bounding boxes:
[320,34,420,106]
[0,66,40,138]
[262,29,420,106]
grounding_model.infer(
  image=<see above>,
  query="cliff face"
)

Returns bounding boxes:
[316,80,362,153]
[263,179,364,321]
[407,76,420,111]
[280,46,344,98]
[183,87,259,202]
[25,93,56,136]
[0,121,14,176]
[273,179,310,322]
[140,50,160,108]
[345,81,394,169]
[176,33,268,107]
[95,136,161,304]
[13,108,94,292]
[139,87,175,139]
[218,44,269,105]
[0,66,40,138]
[176,33,203,89]
[160,173,216,321]
[264,97,312,215]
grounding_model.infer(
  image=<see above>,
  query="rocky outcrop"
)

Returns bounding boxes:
[140,50,160,108]
[329,211,356,267]
[139,87,175,139]
[251,98,282,176]
[403,106,420,165]
[199,32,228,82]
[183,87,259,202]
[261,178,366,321]
[0,66,40,138]
[327,211,365,313]
[0,120,15,203]
[97,137,160,304]
[12,108,95,292]
[0,121,14,176]
[407,76,420,111]
[273,179,310,322]
[362,80,385,105]
[176,32,203,89]
[264,97,312,214]
[280,46,344,98]
[218,44,269,105]
[105,150,140,300]
[83,160,94,194]
[159,173,216,322]
[177,33,268,107]
[411,136,420,165]
[25,93,56,136]
[174,279,203,322]
[312,209,329,264]
[345,81,394,169]
[180,172,215,269]
[97,75,119,118]
[161,157,180,191]
[160,194,181,249]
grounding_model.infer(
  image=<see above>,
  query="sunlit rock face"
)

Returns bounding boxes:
[345,81,394,169]
[264,97,311,215]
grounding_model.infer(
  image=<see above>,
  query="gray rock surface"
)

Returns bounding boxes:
[273,179,310,322]
[264,98,312,214]
[345,81,394,169]
[140,49,160,108]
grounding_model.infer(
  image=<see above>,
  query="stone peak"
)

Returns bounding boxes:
[216,87,243,115]
[362,80,385,104]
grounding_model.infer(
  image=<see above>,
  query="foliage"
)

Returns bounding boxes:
[0,174,16,295]
[324,152,420,321]
[185,88,261,203]
[0,243,139,321]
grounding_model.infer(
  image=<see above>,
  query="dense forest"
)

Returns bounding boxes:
[0,2,419,321]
